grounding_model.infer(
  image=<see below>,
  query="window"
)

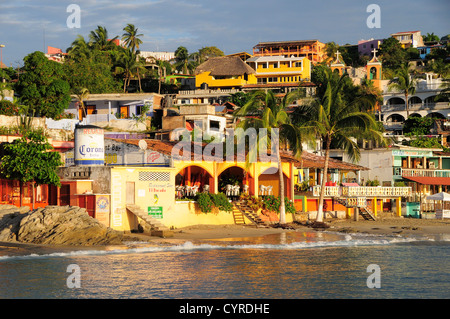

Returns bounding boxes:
[295,62,302,68]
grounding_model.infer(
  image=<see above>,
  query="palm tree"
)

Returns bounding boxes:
[293,66,385,223]
[89,25,118,51]
[388,63,417,118]
[122,23,143,54]
[67,35,92,60]
[74,87,90,119]
[174,46,195,74]
[234,90,304,224]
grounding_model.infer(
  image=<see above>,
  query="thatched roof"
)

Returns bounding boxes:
[194,56,256,76]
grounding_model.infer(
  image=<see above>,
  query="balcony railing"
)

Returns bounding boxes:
[311,186,412,197]
[382,102,449,112]
[401,168,450,178]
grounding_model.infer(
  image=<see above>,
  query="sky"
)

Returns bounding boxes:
[0,0,449,68]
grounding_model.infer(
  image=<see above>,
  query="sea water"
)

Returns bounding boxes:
[0,231,449,299]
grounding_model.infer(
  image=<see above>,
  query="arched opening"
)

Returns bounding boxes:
[386,114,405,123]
[370,67,377,80]
[218,166,253,200]
[409,113,422,118]
[425,112,445,119]
[409,96,422,106]
[258,167,291,199]
[175,165,213,199]
[387,97,405,106]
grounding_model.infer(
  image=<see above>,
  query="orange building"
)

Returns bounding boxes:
[252,40,326,64]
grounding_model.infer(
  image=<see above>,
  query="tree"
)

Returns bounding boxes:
[293,66,385,223]
[423,32,440,43]
[74,87,90,119]
[113,47,146,93]
[0,130,63,208]
[388,63,417,118]
[122,24,143,54]
[234,90,304,224]
[89,25,118,51]
[16,51,71,119]
[379,37,407,72]
[174,46,195,74]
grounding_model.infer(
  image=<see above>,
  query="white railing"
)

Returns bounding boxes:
[401,168,450,178]
[312,186,340,197]
[312,186,412,197]
[342,186,411,197]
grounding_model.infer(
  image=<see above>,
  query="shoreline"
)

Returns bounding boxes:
[1,218,449,257]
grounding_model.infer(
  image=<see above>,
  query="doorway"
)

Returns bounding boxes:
[126,182,135,205]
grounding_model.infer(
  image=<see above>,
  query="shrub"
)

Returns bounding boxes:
[196,192,214,213]
[210,192,233,213]
[0,100,19,116]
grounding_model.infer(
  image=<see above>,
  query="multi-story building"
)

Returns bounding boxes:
[245,55,311,86]
[358,38,383,57]
[252,40,326,64]
[390,31,424,48]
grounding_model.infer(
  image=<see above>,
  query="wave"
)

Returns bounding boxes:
[0,235,419,262]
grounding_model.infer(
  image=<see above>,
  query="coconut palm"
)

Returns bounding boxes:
[293,66,385,223]
[388,63,417,118]
[122,24,143,54]
[89,25,118,51]
[67,35,92,60]
[113,48,146,93]
[174,46,195,74]
[74,87,90,119]
[234,90,304,224]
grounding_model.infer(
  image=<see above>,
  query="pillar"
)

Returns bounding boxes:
[346,207,352,219]
[372,197,378,217]
[302,196,307,212]
[396,196,402,217]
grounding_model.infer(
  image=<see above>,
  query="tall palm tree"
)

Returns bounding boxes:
[89,25,118,51]
[234,90,304,224]
[293,66,385,223]
[122,24,143,54]
[174,46,195,74]
[67,35,92,60]
[388,63,417,118]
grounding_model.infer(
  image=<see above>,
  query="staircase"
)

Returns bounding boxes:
[126,204,173,237]
[233,201,268,227]
[334,198,376,221]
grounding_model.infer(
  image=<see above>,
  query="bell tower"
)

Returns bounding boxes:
[330,50,346,75]
[366,49,382,89]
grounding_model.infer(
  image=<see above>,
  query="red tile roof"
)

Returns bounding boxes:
[106,138,368,171]
[403,176,450,186]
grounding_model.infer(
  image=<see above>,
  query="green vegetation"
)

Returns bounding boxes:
[195,192,233,213]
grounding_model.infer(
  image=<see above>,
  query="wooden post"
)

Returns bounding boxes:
[354,207,359,221]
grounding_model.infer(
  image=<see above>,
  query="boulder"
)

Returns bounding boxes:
[0,205,123,246]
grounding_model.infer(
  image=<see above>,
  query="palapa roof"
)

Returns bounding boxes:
[107,138,368,171]
[194,56,256,76]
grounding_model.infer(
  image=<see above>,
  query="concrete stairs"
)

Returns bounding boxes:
[126,204,173,237]
[233,201,268,227]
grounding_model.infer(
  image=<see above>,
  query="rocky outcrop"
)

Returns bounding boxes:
[0,205,123,246]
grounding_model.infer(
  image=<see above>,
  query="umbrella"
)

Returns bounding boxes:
[426,192,450,201]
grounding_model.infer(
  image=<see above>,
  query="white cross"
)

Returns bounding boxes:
[372,48,378,58]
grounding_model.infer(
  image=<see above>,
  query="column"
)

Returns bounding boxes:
[372,197,378,217]
[396,196,402,217]
[302,195,307,212]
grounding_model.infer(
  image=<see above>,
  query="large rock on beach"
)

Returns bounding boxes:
[0,205,123,246]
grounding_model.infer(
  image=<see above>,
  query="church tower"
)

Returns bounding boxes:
[330,50,346,75]
[366,49,383,90]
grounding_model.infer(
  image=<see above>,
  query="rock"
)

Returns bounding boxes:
[0,205,123,246]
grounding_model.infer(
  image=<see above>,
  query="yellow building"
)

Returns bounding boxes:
[194,56,257,90]
[246,55,311,85]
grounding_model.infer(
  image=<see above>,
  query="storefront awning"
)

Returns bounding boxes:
[403,176,450,186]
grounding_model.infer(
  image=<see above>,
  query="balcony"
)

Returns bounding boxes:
[382,102,449,113]
[312,186,411,197]
[401,168,450,178]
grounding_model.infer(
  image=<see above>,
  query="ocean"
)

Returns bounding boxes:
[0,230,449,302]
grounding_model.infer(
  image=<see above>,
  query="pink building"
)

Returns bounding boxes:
[358,39,383,57]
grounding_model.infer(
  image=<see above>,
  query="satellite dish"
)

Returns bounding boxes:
[138,139,147,150]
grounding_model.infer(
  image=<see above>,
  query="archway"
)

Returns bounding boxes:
[258,167,291,199]
[387,97,405,106]
[369,67,377,80]
[386,114,405,123]
[425,112,445,119]
[218,166,254,199]
[176,165,213,199]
